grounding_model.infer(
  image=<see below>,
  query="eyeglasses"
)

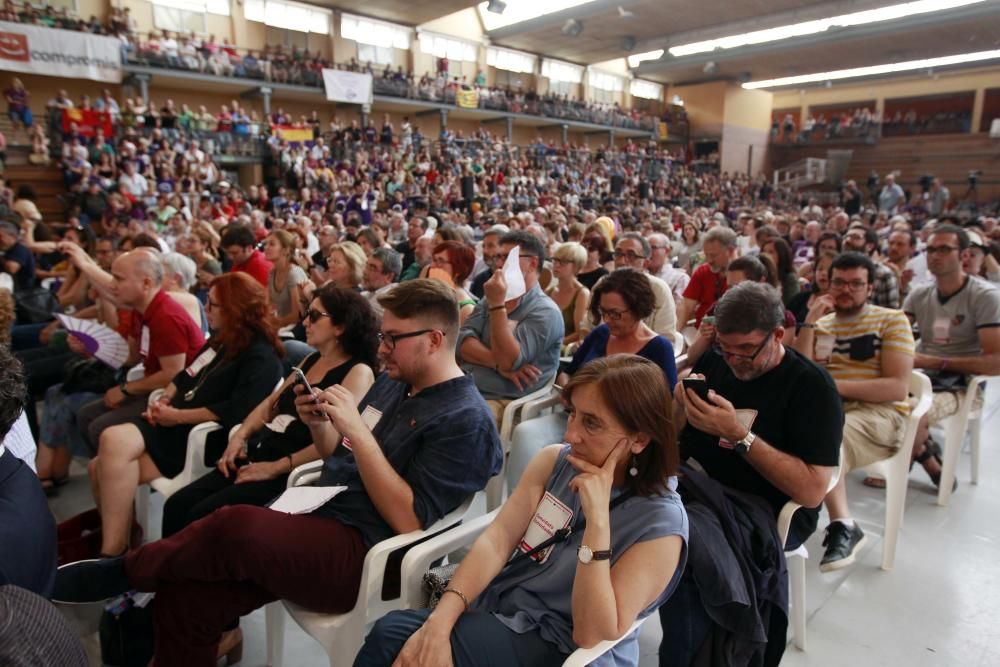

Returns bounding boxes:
[829,279,868,291]
[552,257,574,266]
[712,332,773,363]
[305,309,332,323]
[648,245,668,251]
[495,250,537,263]
[925,245,960,255]
[599,308,629,321]
[206,300,222,311]
[377,328,440,351]
[613,250,646,262]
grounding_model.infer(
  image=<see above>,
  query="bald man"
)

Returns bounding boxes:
[76,251,205,454]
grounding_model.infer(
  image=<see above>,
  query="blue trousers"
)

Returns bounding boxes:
[354,608,569,667]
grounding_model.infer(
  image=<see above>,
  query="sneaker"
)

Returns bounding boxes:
[52,556,132,604]
[819,522,867,573]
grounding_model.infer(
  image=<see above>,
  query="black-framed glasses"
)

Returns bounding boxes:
[925,245,960,255]
[613,250,646,262]
[829,279,868,291]
[712,332,773,362]
[600,308,629,321]
[495,250,537,263]
[378,328,440,351]
[306,309,332,323]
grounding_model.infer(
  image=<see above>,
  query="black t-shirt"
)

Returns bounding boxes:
[681,346,843,546]
[3,241,35,291]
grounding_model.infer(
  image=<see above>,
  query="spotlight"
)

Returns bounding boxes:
[703,61,718,74]
[486,0,506,14]
[562,19,583,37]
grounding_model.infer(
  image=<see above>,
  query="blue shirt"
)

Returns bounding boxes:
[3,241,35,292]
[313,372,502,547]
[476,447,688,665]
[566,324,678,388]
[458,284,564,400]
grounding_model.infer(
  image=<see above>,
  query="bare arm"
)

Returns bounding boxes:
[676,297,697,329]
[914,327,1000,377]
[298,364,374,458]
[836,347,912,403]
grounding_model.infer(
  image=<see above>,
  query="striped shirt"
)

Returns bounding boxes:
[816,304,915,414]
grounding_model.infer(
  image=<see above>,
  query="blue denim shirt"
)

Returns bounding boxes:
[313,372,502,547]
[457,284,564,400]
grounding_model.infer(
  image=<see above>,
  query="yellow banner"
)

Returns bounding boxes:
[276,126,313,143]
[658,121,669,140]
[456,89,479,109]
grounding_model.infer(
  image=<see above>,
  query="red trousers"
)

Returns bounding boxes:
[124,505,367,666]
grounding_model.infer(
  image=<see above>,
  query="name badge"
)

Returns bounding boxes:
[932,316,951,345]
[186,348,217,377]
[519,491,573,564]
[342,405,383,452]
[140,326,150,358]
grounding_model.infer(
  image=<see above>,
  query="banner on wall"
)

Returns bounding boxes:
[274,126,313,143]
[321,69,373,105]
[455,89,479,109]
[0,21,122,83]
[62,108,113,138]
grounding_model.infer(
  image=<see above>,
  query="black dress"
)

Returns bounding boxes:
[134,336,283,479]
[160,352,365,537]
[577,266,609,290]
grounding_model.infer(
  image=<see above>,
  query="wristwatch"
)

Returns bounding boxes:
[578,545,613,564]
[119,380,132,397]
[734,430,756,455]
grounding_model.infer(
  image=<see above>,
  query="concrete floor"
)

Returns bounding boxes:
[50,383,1000,666]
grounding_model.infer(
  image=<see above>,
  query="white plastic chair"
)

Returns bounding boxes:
[937,374,997,506]
[486,377,558,510]
[681,320,698,348]
[265,460,480,667]
[777,463,842,651]
[399,508,650,666]
[857,371,933,570]
[671,330,686,358]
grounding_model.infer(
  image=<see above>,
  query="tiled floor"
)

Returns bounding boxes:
[52,384,1000,666]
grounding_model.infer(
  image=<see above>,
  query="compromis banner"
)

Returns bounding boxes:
[322,69,373,105]
[0,21,122,83]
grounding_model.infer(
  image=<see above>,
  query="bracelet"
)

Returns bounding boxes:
[489,304,506,312]
[442,587,469,612]
[799,322,816,329]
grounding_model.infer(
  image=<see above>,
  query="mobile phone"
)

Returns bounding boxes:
[291,367,324,417]
[682,377,711,401]
[702,315,716,326]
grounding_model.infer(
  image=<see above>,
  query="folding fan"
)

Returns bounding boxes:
[56,314,130,370]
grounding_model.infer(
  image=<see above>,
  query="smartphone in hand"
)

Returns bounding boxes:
[682,377,711,401]
[291,367,324,417]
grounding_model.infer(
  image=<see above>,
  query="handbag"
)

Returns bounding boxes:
[420,491,633,608]
[99,593,155,667]
[61,357,117,395]
[14,286,61,324]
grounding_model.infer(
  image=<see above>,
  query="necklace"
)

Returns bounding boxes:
[184,346,224,402]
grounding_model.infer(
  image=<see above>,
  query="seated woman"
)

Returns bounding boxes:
[264,229,309,328]
[88,273,285,556]
[760,237,800,306]
[547,241,591,350]
[161,252,207,333]
[355,355,688,667]
[430,240,477,323]
[507,269,677,487]
[161,284,378,538]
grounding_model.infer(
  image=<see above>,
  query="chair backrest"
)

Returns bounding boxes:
[671,330,685,357]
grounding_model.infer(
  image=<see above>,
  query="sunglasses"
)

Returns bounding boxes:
[305,309,332,323]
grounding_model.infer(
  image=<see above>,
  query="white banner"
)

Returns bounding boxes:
[0,21,122,83]
[322,69,373,105]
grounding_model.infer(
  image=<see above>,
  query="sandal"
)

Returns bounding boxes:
[39,476,69,496]
[862,476,886,489]
[914,438,958,492]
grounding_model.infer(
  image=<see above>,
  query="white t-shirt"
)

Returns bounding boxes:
[119,172,149,197]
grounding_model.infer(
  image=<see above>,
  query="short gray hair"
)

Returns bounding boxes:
[371,247,402,281]
[714,282,784,335]
[133,249,165,285]
[162,252,196,290]
[617,232,651,258]
[703,226,738,250]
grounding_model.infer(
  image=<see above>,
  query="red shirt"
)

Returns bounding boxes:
[234,249,272,287]
[682,263,728,326]
[131,290,205,375]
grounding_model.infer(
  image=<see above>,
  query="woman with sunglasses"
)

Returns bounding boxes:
[507,269,677,487]
[161,284,378,539]
[87,273,284,558]
[355,355,687,667]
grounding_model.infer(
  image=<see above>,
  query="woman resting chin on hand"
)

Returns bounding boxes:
[354,355,688,667]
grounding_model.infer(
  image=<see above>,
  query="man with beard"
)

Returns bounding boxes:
[792,252,914,571]
[470,225,507,299]
[659,282,842,665]
[677,226,739,327]
[842,225,900,308]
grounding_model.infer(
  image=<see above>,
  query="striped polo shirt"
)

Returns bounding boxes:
[816,304,915,414]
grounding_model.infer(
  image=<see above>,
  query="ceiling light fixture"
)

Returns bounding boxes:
[742,49,1000,88]
[562,19,583,36]
[486,0,507,14]
[627,49,664,68]
[669,0,987,57]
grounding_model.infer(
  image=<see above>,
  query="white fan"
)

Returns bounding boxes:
[56,314,130,370]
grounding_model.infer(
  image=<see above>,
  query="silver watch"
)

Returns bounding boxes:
[734,430,756,455]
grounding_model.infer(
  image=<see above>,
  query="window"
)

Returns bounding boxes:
[630,79,662,100]
[418,32,478,62]
[591,88,614,103]
[541,58,583,84]
[588,69,625,92]
[265,25,308,50]
[487,46,535,74]
[548,80,578,97]
[341,13,410,49]
[358,43,395,66]
[494,69,530,89]
[245,0,331,35]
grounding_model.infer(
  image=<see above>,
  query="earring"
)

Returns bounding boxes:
[628,454,639,478]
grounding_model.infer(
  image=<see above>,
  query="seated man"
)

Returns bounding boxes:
[677,226,739,328]
[793,252,914,571]
[54,280,503,666]
[659,282,843,666]
[647,232,690,306]
[0,348,56,598]
[903,224,1000,487]
[361,247,401,319]
[76,250,205,455]
[221,224,272,287]
[457,231,563,422]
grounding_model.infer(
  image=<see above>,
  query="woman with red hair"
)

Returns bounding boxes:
[431,240,478,323]
[87,272,285,557]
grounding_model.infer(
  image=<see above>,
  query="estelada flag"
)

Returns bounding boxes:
[62,108,113,138]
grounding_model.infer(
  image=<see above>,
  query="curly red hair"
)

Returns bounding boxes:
[208,273,283,359]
